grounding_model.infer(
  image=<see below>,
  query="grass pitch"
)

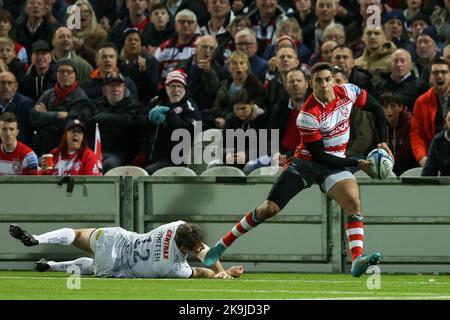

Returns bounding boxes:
[0,271,449,300]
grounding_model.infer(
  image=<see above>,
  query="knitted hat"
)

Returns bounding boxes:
[56,58,78,79]
[418,26,438,45]
[276,35,297,52]
[165,69,187,86]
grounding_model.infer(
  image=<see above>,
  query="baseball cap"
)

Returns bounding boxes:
[103,74,126,86]
[65,119,87,132]
[31,40,51,53]
[165,69,187,86]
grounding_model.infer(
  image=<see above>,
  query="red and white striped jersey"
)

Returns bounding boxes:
[0,142,38,175]
[154,37,197,78]
[295,84,367,160]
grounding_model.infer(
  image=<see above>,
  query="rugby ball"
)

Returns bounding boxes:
[366,148,394,179]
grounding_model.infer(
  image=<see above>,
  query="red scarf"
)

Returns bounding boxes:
[54,81,78,107]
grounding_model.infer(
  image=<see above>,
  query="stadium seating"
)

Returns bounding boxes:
[399,167,423,178]
[104,166,149,176]
[200,166,246,176]
[248,166,283,176]
[186,128,223,175]
[152,166,197,176]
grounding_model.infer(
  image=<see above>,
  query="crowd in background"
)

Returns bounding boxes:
[0,0,449,177]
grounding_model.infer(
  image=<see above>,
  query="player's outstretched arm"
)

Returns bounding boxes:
[191,265,244,279]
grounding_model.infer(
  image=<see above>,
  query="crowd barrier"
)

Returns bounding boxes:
[1,176,449,273]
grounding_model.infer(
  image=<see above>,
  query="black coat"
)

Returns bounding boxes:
[89,96,142,160]
[18,63,57,102]
[0,93,34,146]
[29,86,94,156]
[15,19,54,58]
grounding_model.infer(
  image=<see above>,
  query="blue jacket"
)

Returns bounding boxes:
[0,93,34,145]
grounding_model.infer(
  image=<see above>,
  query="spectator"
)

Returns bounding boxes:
[0,9,28,64]
[269,67,309,169]
[177,0,210,28]
[51,26,93,82]
[72,0,108,68]
[430,1,450,44]
[145,3,175,55]
[308,39,337,65]
[201,0,234,43]
[89,75,141,172]
[374,49,428,112]
[216,14,252,65]
[404,0,423,21]
[422,109,450,176]
[322,22,346,46]
[43,0,64,28]
[223,88,268,174]
[118,28,159,104]
[137,69,201,174]
[355,26,397,85]
[15,0,53,58]
[332,66,376,163]
[92,0,128,33]
[411,58,450,167]
[18,40,56,102]
[234,28,268,83]
[380,91,418,176]
[154,9,198,79]
[262,18,312,66]
[230,0,246,15]
[265,45,299,115]
[291,0,317,30]
[41,119,100,176]
[302,0,337,54]
[444,44,450,66]
[345,0,384,57]
[80,43,138,100]
[0,37,26,82]
[415,26,440,82]
[382,10,415,55]
[0,71,34,145]
[409,12,430,43]
[331,45,373,93]
[0,112,38,175]
[246,0,288,55]
[213,51,265,129]
[179,35,224,129]
[29,58,94,156]
[109,0,152,52]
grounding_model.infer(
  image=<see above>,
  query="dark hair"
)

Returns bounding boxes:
[286,66,309,81]
[310,62,334,76]
[97,42,118,54]
[331,44,353,55]
[379,91,406,107]
[0,112,17,123]
[0,9,13,25]
[149,2,169,14]
[231,88,252,106]
[429,57,450,73]
[175,223,204,250]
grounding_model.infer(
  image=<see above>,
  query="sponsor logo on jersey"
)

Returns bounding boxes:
[163,229,173,260]
[328,121,349,137]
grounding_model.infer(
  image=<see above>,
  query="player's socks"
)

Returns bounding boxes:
[34,228,76,245]
[345,214,364,261]
[221,209,261,247]
[204,209,261,267]
[46,257,94,275]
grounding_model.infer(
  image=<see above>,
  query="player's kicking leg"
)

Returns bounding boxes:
[327,177,381,277]
[203,170,307,267]
[9,224,97,275]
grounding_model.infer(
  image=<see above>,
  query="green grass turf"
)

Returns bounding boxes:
[0,271,449,300]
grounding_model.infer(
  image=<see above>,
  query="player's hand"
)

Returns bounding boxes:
[214,271,233,280]
[227,265,243,278]
[377,142,393,160]
[358,159,376,178]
